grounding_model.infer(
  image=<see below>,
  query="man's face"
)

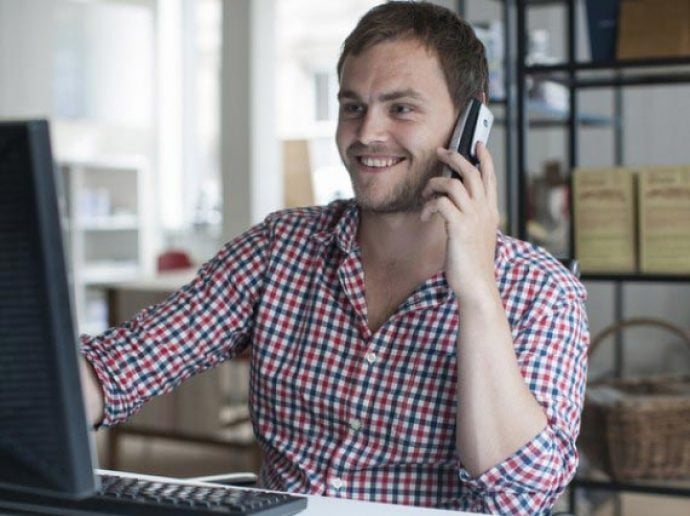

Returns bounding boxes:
[336,38,457,213]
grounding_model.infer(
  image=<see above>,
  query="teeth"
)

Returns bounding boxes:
[361,156,399,168]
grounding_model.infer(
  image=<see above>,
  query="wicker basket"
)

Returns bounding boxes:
[578,317,690,480]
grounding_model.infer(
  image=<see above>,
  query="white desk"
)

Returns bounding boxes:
[101,470,480,515]
[300,493,476,515]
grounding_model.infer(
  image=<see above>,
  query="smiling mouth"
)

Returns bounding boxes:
[357,156,406,168]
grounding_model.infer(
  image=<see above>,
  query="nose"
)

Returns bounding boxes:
[356,109,388,145]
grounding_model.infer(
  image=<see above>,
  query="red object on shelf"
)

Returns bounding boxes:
[157,250,193,272]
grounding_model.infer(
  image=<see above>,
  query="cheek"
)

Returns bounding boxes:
[403,121,446,148]
[397,127,444,161]
[335,123,351,157]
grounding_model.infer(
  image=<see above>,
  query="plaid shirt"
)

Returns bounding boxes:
[82,200,588,515]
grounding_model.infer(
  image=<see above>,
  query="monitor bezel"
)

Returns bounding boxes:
[0,120,97,499]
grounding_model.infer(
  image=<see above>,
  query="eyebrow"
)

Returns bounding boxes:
[337,88,425,103]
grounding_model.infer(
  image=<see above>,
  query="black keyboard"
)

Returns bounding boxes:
[0,473,308,516]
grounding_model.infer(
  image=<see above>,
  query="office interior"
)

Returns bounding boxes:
[1,0,689,515]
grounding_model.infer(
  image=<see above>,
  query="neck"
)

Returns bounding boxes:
[358,208,446,271]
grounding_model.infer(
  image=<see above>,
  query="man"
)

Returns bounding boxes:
[81,2,588,514]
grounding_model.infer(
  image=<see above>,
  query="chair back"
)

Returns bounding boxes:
[558,258,581,279]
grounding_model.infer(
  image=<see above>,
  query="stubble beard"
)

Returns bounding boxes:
[350,154,444,214]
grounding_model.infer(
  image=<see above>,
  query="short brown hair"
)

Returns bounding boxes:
[337,1,488,111]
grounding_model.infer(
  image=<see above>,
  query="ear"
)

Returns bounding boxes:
[479,92,487,105]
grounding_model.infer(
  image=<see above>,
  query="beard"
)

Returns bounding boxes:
[345,146,444,214]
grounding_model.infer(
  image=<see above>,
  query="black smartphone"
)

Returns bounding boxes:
[442,98,494,180]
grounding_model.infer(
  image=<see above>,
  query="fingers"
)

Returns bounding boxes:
[435,144,498,206]
[436,147,484,198]
[422,174,469,204]
[476,142,498,208]
[421,143,499,224]
[420,176,469,222]
[420,192,461,225]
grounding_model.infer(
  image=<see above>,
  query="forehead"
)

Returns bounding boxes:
[339,38,450,101]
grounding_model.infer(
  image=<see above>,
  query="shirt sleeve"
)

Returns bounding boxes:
[81,222,270,427]
[456,287,589,515]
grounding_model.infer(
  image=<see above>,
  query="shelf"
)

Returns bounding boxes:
[59,156,147,172]
[527,56,690,74]
[500,0,563,5]
[526,100,612,126]
[79,214,139,231]
[81,261,141,284]
[582,273,690,283]
[525,58,690,89]
[571,468,690,498]
[59,157,153,334]
[509,1,690,512]
[492,99,613,127]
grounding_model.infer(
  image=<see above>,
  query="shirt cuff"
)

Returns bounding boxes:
[80,334,130,428]
[457,424,563,494]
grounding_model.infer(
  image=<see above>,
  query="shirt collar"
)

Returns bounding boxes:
[311,202,510,283]
[493,231,510,269]
[310,200,360,254]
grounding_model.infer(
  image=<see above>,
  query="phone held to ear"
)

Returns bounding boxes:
[442,98,494,180]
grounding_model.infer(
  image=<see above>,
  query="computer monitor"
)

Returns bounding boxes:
[0,120,97,499]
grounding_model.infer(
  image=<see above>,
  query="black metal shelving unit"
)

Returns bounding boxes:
[566,475,690,515]
[458,2,690,511]
[512,1,690,248]
[505,1,690,514]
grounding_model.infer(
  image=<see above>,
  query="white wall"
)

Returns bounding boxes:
[220,0,282,242]
[0,0,55,119]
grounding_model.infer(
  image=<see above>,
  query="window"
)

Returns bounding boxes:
[54,0,154,128]
[53,0,222,235]
[275,0,381,206]
[314,71,337,122]
[158,0,222,233]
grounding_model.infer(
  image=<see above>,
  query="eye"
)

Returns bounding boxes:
[340,102,364,118]
[391,104,414,116]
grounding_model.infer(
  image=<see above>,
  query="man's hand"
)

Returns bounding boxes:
[421,143,547,476]
[420,142,499,300]
[80,356,104,427]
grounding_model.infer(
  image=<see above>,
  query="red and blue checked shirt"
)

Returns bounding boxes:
[82,200,589,515]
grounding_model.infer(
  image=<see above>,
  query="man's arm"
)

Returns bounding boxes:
[78,222,270,427]
[80,356,104,427]
[422,143,549,475]
[453,284,548,476]
[424,147,588,514]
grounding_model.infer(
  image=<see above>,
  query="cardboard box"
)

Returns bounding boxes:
[617,0,690,59]
[638,166,690,274]
[573,167,638,273]
[283,139,314,208]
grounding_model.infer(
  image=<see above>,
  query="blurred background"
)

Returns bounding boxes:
[1,1,689,514]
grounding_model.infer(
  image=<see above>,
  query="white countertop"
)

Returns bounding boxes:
[98,469,480,515]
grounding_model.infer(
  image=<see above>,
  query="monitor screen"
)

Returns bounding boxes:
[0,120,97,498]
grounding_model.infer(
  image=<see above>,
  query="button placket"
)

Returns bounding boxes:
[348,418,362,432]
[329,477,344,492]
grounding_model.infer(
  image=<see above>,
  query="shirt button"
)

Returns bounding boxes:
[349,418,362,431]
[365,351,377,364]
[330,478,344,490]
